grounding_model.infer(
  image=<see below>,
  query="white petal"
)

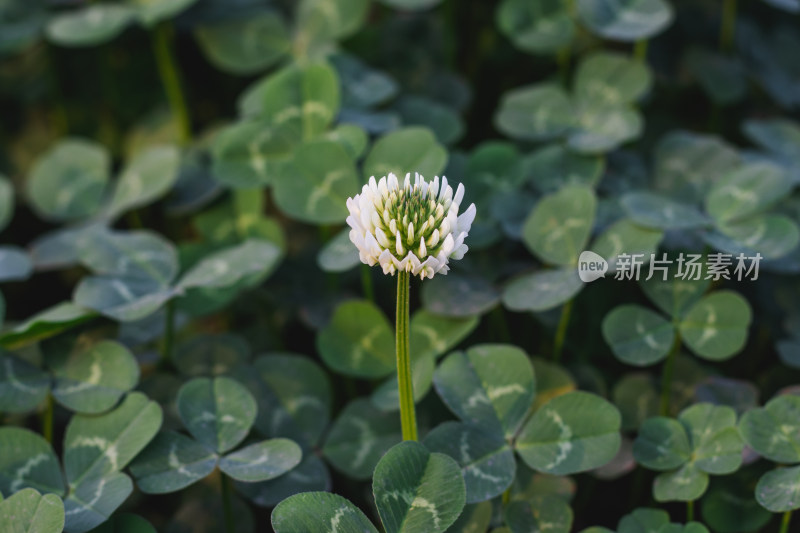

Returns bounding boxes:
[453,183,465,207]
[451,243,469,260]
[419,237,427,258]
[441,233,455,256]
[375,229,391,248]
[396,231,405,255]
[457,203,476,233]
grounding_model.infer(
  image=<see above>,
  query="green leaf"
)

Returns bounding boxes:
[46,5,135,47]
[379,0,443,9]
[0,488,64,533]
[653,131,740,202]
[296,0,370,42]
[444,501,492,533]
[395,96,465,145]
[602,305,675,366]
[370,353,434,411]
[504,495,573,533]
[210,119,295,188]
[173,333,250,377]
[621,193,709,230]
[176,377,256,454]
[89,513,157,533]
[743,118,800,163]
[633,417,691,471]
[496,0,574,55]
[0,302,96,350]
[363,127,448,181]
[494,84,575,142]
[271,492,379,533]
[0,427,65,496]
[410,311,479,360]
[713,214,800,260]
[702,484,772,533]
[679,403,743,475]
[133,0,200,27]
[617,507,670,533]
[706,162,792,223]
[195,12,290,75]
[63,471,132,533]
[76,229,176,286]
[678,291,752,361]
[640,273,710,320]
[317,300,396,379]
[433,344,535,438]
[64,392,162,485]
[323,124,369,159]
[523,185,596,266]
[243,62,340,139]
[243,354,332,448]
[685,48,747,106]
[272,140,360,224]
[502,268,584,313]
[0,246,32,282]
[739,394,800,463]
[613,374,659,431]
[219,438,302,482]
[421,273,501,317]
[423,421,515,503]
[318,228,360,272]
[373,441,466,533]
[128,431,217,494]
[73,276,174,323]
[755,465,800,512]
[27,138,110,222]
[177,239,281,290]
[322,398,401,480]
[568,103,643,154]
[105,146,181,220]
[515,391,622,475]
[577,0,674,41]
[591,218,661,272]
[0,353,50,413]
[50,340,140,414]
[237,454,330,508]
[574,52,652,105]
[653,464,708,502]
[522,144,605,194]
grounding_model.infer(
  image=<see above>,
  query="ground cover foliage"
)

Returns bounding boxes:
[0,0,799,532]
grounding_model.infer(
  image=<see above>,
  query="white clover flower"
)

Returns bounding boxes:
[346,172,476,280]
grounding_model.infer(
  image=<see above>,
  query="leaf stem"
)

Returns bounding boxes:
[687,499,694,522]
[42,394,54,444]
[151,22,192,145]
[361,265,375,302]
[221,474,235,533]
[634,39,649,63]
[162,300,175,367]
[396,271,418,441]
[553,299,573,363]
[659,332,681,416]
[720,0,737,53]
[779,511,792,533]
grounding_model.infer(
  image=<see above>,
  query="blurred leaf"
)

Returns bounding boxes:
[210,119,295,188]
[317,300,395,378]
[133,0,200,27]
[591,218,664,272]
[568,102,643,154]
[63,471,132,533]
[739,394,800,463]
[27,138,110,222]
[46,5,135,47]
[678,291,752,361]
[422,273,501,317]
[504,495,573,533]
[395,96,465,145]
[50,340,140,414]
[617,507,670,533]
[0,302,97,350]
[373,441,466,533]
[296,0,370,43]
[237,455,330,508]
[363,127,448,181]
[0,427,65,496]
[574,52,652,105]
[755,465,800,512]
[78,228,178,285]
[90,513,157,533]
[0,353,50,413]
[0,488,64,533]
[495,84,575,142]
[502,268,583,313]
[444,501,492,533]
[685,48,747,106]
[178,239,281,290]
[497,0,574,55]
[332,53,399,109]
[173,333,250,377]
[379,0,444,9]
[602,305,675,366]
[318,228,360,273]
[621,193,709,230]
[522,144,604,194]
[0,245,32,282]
[577,0,674,41]
[706,162,792,223]
[105,146,181,220]
[195,12,290,75]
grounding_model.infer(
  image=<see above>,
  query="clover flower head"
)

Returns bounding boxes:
[346,172,476,280]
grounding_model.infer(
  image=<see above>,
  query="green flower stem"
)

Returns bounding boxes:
[687,500,694,522]
[720,0,737,53]
[396,271,418,441]
[361,264,375,302]
[553,298,573,363]
[152,22,192,145]
[221,474,236,533]
[659,331,681,416]
[634,39,649,63]
[42,395,54,444]
[779,511,792,533]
